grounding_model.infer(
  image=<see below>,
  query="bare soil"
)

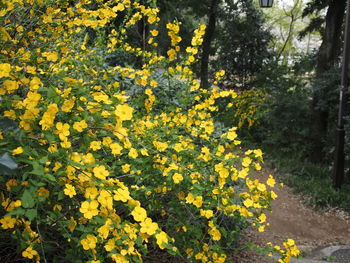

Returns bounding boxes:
[234,168,350,262]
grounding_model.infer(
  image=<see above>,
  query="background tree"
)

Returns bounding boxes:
[212,0,273,89]
[301,0,346,162]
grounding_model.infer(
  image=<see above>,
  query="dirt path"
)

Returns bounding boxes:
[236,168,350,262]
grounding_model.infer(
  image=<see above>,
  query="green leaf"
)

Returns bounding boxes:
[25,209,37,221]
[39,156,49,164]
[30,162,44,176]
[29,179,46,187]
[21,190,35,208]
[7,208,25,217]
[57,191,65,201]
[43,173,56,182]
[44,132,55,142]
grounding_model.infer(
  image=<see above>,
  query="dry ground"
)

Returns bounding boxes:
[234,168,350,262]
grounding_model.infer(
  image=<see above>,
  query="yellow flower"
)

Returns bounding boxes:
[39,103,58,130]
[110,142,123,155]
[22,246,38,259]
[111,254,129,263]
[267,175,276,187]
[128,148,138,158]
[209,227,221,241]
[257,183,266,192]
[90,141,102,151]
[97,190,113,210]
[226,130,237,140]
[285,239,295,247]
[258,213,267,223]
[64,184,76,198]
[55,122,70,140]
[104,238,116,252]
[73,120,88,132]
[153,141,168,152]
[193,196,203,208]
[85,187,98,199]
[60,139,71,149]
[61,97,75,112]
[81,234,97,250]
[113,187,131,202]
[140,148,149,156]
[155,231,168,249]
[271,191,278,200]
[122,164,130,173]
[98,224,110,239]
[68,217,76,232]
[258,225,265,232]
[150,30,159,36]
[93,165,109,180]
[200,209,213,219]
[140,218,158,235]
[242,157,252,167]
[115,104,133,121]
[12,146,23,155]
[131,206,147,222]
[80,200,99,219]
[102,137,112,146]
[172,173,183,184]
[0,63,11,78]
[42,51,58,62]
[243,198,253,208]
[3,80,19,93]
[0,216,16,229]
[185,193,194,204]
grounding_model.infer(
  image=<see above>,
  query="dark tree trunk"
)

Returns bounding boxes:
[200,0,219,89]
[136,18,149,68]
[310,0,346,163]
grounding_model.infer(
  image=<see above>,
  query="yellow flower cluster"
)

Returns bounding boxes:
[0,0,299,262]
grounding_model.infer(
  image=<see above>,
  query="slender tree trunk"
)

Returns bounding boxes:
[200,0,219,89]
[310,0,346,163]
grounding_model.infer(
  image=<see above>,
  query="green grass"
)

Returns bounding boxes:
[266,155,350,213]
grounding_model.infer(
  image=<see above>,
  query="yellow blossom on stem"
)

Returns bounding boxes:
[0,216,16,229]
[64,184,76,198]
[115,104,133,121]
[81,234,97,250]
[267,175,276,187]
[172,173,183,184]
[155,231,168,249]
[90,141,102,151]
[80,200,99,219]
[97,190,113,210]
[131,206,147,222]
[12,146,23,155]
[73,120,88,132]
[140,218,158,235]
[93,165,109,180]
[22,246,38,259]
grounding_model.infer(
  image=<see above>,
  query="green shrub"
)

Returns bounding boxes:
[0,1,299,262]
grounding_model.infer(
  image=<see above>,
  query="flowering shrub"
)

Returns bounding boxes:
[0,0,299,262]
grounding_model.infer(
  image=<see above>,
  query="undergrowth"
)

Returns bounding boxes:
[267,154,350,214]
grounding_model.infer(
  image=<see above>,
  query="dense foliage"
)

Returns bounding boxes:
[0,0,300,263]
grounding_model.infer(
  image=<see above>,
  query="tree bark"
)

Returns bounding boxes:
[200,0,219,89]
[310,0,346,163]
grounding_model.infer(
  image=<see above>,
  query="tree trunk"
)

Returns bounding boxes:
[310,0,346,163]
[200,0,219,89]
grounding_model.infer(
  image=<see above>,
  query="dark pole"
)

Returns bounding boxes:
[333,0,350,188]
